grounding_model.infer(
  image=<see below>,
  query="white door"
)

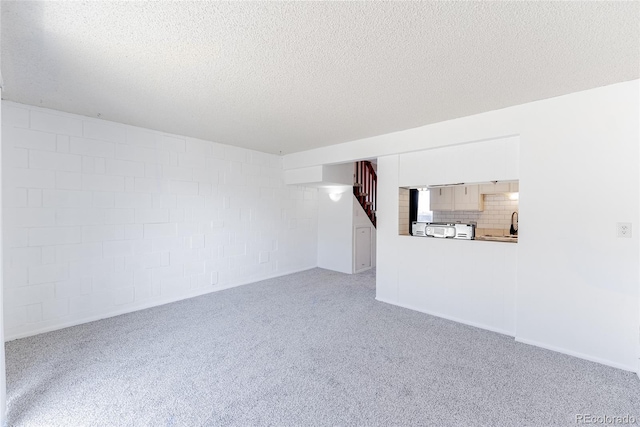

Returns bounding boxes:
[355,227,372,272]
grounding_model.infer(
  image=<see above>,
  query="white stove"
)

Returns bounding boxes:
[411,222,475,240]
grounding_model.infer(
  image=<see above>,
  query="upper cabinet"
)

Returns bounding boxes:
[430,184,483,211]
[480,181,518,194]
[428,180,518,212]
[453,185,483,211]
[479,182,510,194]
[429,187,453,211]
[430,186,454,211]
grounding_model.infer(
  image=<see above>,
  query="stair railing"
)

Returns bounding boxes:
[353,161,377,227]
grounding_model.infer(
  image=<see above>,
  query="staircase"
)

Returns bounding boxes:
[353,161,377,227]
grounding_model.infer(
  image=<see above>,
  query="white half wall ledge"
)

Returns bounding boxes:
[283,165,323,185]
[284,163,353,187]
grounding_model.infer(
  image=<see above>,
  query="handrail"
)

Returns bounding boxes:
[353,161,377,227]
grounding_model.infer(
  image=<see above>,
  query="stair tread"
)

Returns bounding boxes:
[354,162,377,228]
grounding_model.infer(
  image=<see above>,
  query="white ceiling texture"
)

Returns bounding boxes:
[2,1,638,155]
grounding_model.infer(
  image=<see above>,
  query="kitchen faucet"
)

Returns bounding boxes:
[510,212,518,236]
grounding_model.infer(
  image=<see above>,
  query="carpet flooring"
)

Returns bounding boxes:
[5,268,640,426]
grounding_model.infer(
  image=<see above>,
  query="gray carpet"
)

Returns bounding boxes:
[5,268,640,426]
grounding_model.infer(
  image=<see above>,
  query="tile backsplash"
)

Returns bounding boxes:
[434,194,518,235]
[398,188,410,235]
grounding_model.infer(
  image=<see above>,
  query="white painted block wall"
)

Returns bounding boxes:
[2,101,318,340]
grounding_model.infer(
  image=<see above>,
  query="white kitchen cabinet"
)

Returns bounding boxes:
[480,182,509,194]
[430,186,453,211]
[479,181,519,194]
[453,184,483,211]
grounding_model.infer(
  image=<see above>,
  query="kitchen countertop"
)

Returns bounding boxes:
[401,234,518,243]
[475,235,518,243]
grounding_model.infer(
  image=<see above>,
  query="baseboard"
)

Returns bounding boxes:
[515,337,636,373]
[5,265,317,342]
[375,297,515,337]
[376,297,637,373]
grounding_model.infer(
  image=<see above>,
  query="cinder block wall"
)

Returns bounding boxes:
[2,101,318,340]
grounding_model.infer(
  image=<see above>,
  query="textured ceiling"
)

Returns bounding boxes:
[2,1,638,155]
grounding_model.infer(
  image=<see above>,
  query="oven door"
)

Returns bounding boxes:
[425,225,456,238]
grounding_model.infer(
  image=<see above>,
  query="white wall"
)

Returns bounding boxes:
[317,187,353,274]
[516,81,639,371]
[393,234,517,335]
[284,80,640,372]
[397,136,519,186]
[352,196,376,269]
[375,139,520,335]
[376,156,400,302]
[1,101,319,340]
[317,189,377,274]
[283,165,323,186]
[283,163,353,187]
[0,87,6,426]
[322,163,353,186]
